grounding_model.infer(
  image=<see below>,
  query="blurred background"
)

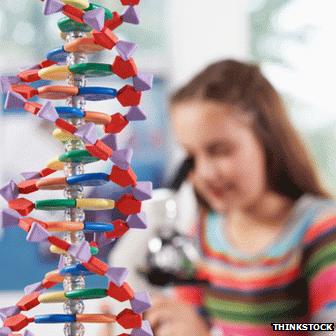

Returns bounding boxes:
[1,0,336,332]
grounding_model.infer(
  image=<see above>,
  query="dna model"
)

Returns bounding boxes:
[0,0,153,336]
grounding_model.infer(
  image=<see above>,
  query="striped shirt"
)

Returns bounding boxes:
[174,193,336,335]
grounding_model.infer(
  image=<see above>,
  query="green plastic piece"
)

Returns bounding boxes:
[65,288,107,300]
[69,63,113,77]
[35,199,76,210]
[57,4,112,33]
[90,246,99,255]
[59,150,98,164]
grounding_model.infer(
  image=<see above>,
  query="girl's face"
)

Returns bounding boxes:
[171,100,268,213]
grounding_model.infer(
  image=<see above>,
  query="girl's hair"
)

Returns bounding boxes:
[171,59,329,200]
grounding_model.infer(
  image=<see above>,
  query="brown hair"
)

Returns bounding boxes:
[171,59,329,200]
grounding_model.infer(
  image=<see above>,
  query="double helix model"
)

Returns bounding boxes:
[0,0,153,336]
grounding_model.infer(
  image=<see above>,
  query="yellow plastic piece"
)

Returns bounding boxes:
[39,291,66,303]
[39,65,71,81]
[62,0,89,9]
[53,128,78,142]
[50,245,66,255]
[47,157,65,171]
[76,198,115,210]
[45,270,64,283]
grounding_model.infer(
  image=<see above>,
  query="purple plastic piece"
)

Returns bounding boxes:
[0,77,11,94]
[132,181,153,201]
[127,212,147,229]
[0,209,20,229]
[68,241,91,262]
[21,171,41,180]
[116,41,137,61]
[133,73,153,92]
[110,148,133,169]
[24,281,45,295]
[0,180,19,202]
[37,101,58,122]
[58,255,66,270]
[106,267,128,286]
[94,232,115,248]
[130,291,151,313]
[0,314,5,322]
[75,122,97,144]
[125,106,147,121]
[131,321,153,336]
[26,223,50,243]
[122,6,140,25]
[0,327,11,336]
[101,134,117,150]
[23,330,34,336]
[43,0,64,15]
[83,8,105,31]
[0,306,20,318]
[5,91,26,110]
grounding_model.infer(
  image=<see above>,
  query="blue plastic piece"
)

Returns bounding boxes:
[78,87,117,101]
[60,264,93,277]
[56,106,85,119]
[46,46,68,63]
[35,314,76,324]
[66,173,109,186]
[84,222,114,232]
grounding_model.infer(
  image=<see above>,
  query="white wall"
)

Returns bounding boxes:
[168,0,250,88]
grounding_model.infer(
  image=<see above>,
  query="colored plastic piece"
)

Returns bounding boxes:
[35,199,76,211]
[39,65,71,81]
[67,173,109,186]
[122,6,140,25]
[65,288,107,300]
[64,37,104,53]
[76,198,115,210]
[59,150,98,163]
[117,85,141,106]
[56,106,85,118]
[78,86,117,101]
[116,41,137,61]
[69,63,112,77]
[37,85,78,99]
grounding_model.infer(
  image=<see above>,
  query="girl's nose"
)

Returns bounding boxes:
[194,155,220,182]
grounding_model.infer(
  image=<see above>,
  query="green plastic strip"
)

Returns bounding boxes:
[57,4,112,33]
[90,246,99,256]
[59,150,98,164]
[69,63,113,77]
[35,199,76,210]
[65,288,107,300]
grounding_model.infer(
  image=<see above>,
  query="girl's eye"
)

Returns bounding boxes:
[207,143,235,156]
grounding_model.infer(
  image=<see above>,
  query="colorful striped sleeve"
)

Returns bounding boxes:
[303,207,336,321]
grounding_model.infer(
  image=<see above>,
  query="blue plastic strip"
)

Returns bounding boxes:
[66,173,109,186]
[78,87,117,101]
[35,314,76,323]
[60,263,93,277]
[84,222,114,232]
[56,106,85,118]
[46,46,68,63]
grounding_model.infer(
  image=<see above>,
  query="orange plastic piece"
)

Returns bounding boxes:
[107,282,134,302]
[41,279,58,289]
[4,314,31,332]
[116,309,141,329]
[62,5,84,23]
[39,59,57,68]
[65,37,105,53]
[105,219,129,239]
[112,56,137,79]
[48,236,71,251]
[45,271,64,283]
[117,85,141,107]
[105,12,122,30]
[36,177,67,190]
[8,198,35,216]
[115,194,141,215]
[104,113,129,133]
[93,28,118,50]
[109,166,137,187]
[16,293,40,311]
[85,140,113,161]
[24,102,42,115]
[37,86,78,99]
[46,221,83,232]
[55,119,77,134]
[85,111,111,125]
[17,179,39,194]
[39,167,56,177]
[83,256,109,275]
[76,314,116,323]
[19,217,47,232]
[18,70,41,83]
[11,84,38,99]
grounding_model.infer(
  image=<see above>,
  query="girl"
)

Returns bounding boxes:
[145,60,336,336]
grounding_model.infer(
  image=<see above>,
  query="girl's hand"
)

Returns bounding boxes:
[145,295,210,336]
